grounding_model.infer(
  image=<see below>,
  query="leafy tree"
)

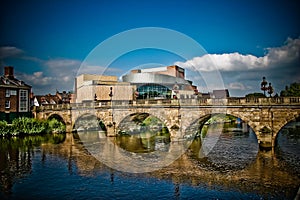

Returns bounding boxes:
[245,92,265,98]
[280,82,300,97]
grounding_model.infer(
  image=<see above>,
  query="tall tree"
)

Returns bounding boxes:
[280,82,300,97]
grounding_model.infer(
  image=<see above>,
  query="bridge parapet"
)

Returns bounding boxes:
[33,97,300,111]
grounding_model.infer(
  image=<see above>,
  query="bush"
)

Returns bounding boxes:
[0,117,66,137]
[12,117,48,135]
[48,118,66,133]
[0,120,12,136]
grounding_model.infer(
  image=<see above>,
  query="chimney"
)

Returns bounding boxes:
[4,66,14,79]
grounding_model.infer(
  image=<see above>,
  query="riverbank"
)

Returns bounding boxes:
[0,117,66,137]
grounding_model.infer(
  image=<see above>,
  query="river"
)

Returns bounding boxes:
[0,122,299,199]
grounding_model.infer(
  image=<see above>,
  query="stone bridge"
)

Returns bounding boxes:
[33,97,300,150]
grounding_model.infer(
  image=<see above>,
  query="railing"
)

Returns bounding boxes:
[33,97,300,111]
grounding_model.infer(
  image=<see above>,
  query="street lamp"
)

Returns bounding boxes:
[94,93,97,102]
[109,87,113,101]
[267,82,274,97]
[261,77,268,97]
[108,87,115,131]
[109,87,113,120]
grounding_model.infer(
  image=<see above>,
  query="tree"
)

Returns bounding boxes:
[280,82,300,97]
[245,92,265,98]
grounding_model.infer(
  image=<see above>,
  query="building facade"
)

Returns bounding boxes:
[0,66,32,122]
[74,65,200,103]
[122,65,198,99]
[75,74,134,103]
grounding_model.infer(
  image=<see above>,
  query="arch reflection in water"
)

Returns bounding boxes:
[116,113,170,153]
[188,114,259,171]
[276,119,300,175]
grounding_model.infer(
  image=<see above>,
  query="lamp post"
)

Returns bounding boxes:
[108,87,115,132]
[267,82,274,97]
[261,77,268,97]
[109,87,113,121]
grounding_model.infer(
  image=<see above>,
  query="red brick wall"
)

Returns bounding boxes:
[0,88,21,112]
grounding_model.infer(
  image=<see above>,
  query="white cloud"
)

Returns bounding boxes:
[20,71,54,86]
[175,37,300,72]
[227,82,252,90]
[44,58,82,69]
[0,46,24,59]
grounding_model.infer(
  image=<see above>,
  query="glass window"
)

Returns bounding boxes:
[5,100,10,108]
[5,90,10,97]
[10,90,17,95]
[137,84,171,99]
[19,90,28,112]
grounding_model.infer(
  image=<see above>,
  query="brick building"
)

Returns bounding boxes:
[0,66,32,122]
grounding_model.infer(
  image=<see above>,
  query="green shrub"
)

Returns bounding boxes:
[0,117,66,137]
[48,118,66,133]
[12,117,48,135]
[0,120,11,136]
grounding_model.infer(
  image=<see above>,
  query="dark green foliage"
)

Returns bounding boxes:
[0,117,66,137]
[12,117,48,135]
[245,92,266,98]
[48,118,66,133]
[280,82,300,97]
[0,121,12,136]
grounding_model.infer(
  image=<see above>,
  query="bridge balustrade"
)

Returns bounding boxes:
[290,97,300,103]
[33,97,300,111]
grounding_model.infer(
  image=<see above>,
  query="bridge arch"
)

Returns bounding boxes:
[185,113,258,138]
[73,113,107,132]
[116,110,172,134]
[116,112,171,135]
[48,113,66,125]
[225,110,256,133]
[275,114,300,141]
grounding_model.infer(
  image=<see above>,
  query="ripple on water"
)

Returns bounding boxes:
[190,129,259,172]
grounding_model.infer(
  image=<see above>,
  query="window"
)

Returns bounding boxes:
[5,90,17,97]
[5,100,10,108]
[19,90,28,112]
[10,90,17,95]
[5,90,10,97]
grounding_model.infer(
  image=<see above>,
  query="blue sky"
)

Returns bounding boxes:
[0,0,299,96]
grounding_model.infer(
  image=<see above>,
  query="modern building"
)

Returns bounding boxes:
[75,74,134,103]
[74,65,200,103]
[122,65,198,99]
[0,66,32,122]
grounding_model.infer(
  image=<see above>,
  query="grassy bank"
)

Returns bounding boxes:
[0,117,66,137]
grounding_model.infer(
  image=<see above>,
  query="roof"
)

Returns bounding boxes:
[212,89,230,98]
[0,76,31,89]
[34,91,71,105]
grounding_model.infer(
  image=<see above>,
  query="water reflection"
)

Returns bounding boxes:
[0,122,299,199]
[188,123,259,172]
[115,133,170,153]
[0,134,66,194]
[276,121,300,176]
[116,113,171,153]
